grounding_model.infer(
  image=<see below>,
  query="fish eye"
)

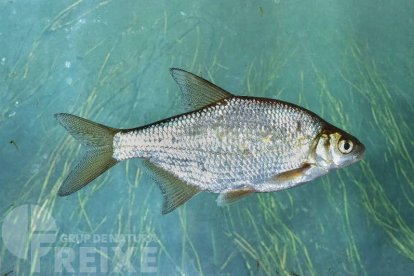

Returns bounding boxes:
[338,139,353,154]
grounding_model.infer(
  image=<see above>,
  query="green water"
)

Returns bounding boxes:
[1,0,413,275]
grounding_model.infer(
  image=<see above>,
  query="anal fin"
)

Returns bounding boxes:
[216,187,255,206]
[143,160,200,215]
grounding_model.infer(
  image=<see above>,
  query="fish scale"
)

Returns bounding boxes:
[55,68,364,214]
[113,97,323,192]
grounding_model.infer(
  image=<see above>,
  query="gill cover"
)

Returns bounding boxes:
[313,127,365,169]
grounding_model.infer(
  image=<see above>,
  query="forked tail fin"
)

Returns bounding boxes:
[55,113,119,196]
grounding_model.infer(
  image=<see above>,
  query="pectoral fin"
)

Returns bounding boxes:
[269,164,328,190]
[272,164,311,184]
[216,187,256,206]
[143,160,200,214]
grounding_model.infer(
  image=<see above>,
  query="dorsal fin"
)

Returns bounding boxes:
[170,68,233,110]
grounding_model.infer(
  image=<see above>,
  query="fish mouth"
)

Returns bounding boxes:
[343,143,365,166]
[353,143,366,161]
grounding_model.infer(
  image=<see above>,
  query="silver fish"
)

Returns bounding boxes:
[55,68,365,214]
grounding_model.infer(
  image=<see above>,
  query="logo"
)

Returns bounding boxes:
[1,204,157,273]
[2,204,58,272]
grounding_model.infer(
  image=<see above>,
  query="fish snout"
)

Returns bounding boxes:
[353,141,365,161]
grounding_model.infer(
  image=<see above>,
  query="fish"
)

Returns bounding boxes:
[55,68,365,214]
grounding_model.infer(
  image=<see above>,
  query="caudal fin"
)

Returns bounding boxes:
[55,113,119,196]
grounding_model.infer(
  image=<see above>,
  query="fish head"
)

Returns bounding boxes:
[313,125,365,169]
